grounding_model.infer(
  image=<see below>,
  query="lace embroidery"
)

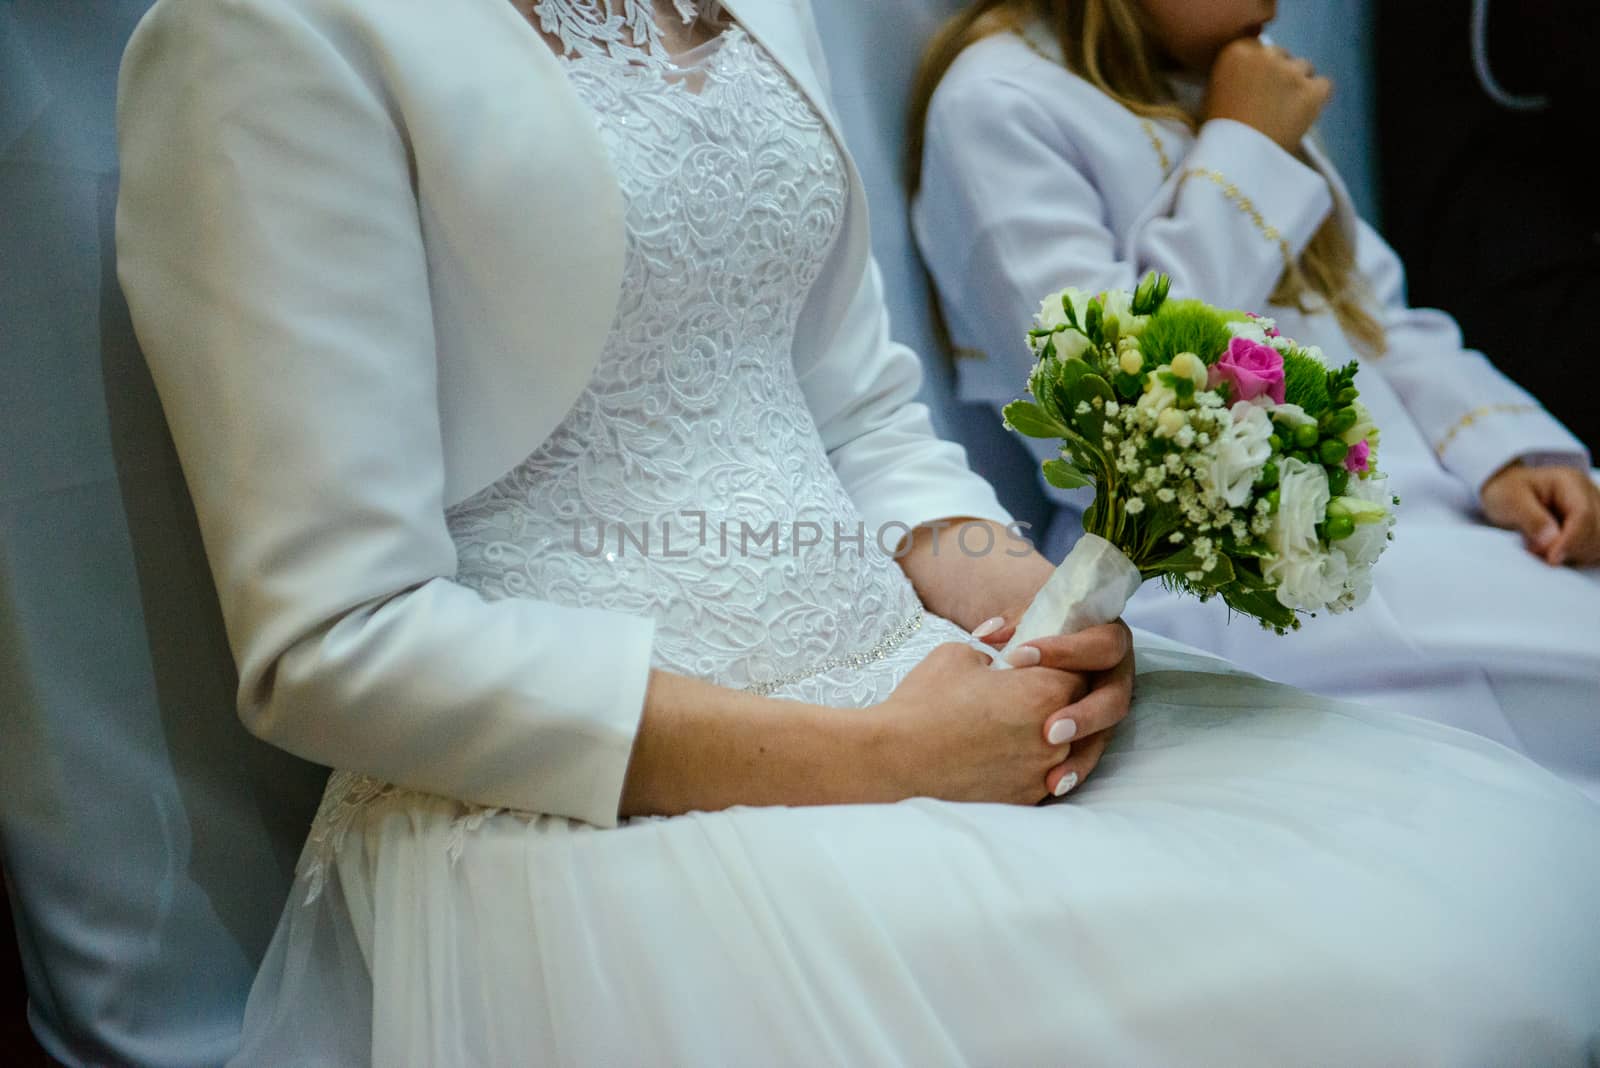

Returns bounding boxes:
[296,21,963,902]
[298,771,404,905]
[532,0,702,66]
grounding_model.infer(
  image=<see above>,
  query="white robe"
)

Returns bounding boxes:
[914,29,1600,799]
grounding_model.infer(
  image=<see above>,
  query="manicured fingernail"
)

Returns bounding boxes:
[971,616,1005,640]
[1053,771,1079,797]
[1004,645,1041,667]
[1047,718,1077,745]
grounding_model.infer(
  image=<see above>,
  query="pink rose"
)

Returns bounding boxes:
[1207,336,1285,404]
[1344,439,1371,473]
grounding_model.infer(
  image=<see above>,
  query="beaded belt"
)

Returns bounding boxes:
[742,608,925,697]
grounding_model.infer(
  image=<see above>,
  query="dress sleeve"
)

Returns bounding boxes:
[1351,220,1590,494]
[116,0,653,827]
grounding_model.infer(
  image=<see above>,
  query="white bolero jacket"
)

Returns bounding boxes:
[913,31,1587,501]
[115,0,1007,828]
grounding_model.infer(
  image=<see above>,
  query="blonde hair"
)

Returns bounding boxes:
[908,0,1387,356]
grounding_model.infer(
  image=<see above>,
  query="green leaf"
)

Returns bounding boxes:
[1219,583,1297,630]
[1042,458,1092,489]
[1068,374,1115,442]
[1146,542,1236,586]
[1070,372,1114,407]
[1054,356,1091,393]
[1113,370,1143,400]
[1002,400,1069,439]
[1047,359,1091,428]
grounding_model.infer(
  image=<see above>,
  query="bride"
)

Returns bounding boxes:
[116,0,1600,1062]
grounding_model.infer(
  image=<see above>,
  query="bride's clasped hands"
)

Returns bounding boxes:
[619,513,1136,818]
[873,615,1134,805]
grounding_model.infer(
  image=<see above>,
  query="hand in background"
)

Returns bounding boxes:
[970,615,1135,797]
[1481,462,1600,566]
[1204,38,1333,153]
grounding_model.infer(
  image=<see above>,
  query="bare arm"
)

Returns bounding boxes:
[619,640,1089,816]
[893,517,1054,631]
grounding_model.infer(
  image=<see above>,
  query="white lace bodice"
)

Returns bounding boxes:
[301,2,965,896]
[446,4,961,704]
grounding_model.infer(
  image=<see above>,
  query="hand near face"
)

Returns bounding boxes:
[1203,37,1332,152]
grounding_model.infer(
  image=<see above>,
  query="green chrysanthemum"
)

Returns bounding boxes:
[1136,300,1234,370]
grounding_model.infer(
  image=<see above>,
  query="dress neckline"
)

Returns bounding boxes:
[529,0,730,70]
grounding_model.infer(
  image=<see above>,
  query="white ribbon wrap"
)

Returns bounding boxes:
[993,534,1143,669]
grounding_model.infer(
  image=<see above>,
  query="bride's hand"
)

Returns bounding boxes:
[972,615,1136,795]
[872,639,1116,805]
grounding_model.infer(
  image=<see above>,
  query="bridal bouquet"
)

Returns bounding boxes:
[996,272,1394,661]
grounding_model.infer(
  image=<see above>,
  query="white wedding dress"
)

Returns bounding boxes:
[232,5,1600,1063]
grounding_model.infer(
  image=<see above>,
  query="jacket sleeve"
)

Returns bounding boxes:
[116,0,652,827]
[913,66,1334,400]
[1352,220,1590,494]
[786,0,1011,538]
[794,257,1013,538]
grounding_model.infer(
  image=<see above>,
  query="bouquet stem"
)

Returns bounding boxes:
[993,534,1142,669]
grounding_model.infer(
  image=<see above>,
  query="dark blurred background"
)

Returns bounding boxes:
[1378,0,1600,450]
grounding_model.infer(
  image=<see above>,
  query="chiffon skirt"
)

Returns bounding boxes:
[234,637,1600,1066]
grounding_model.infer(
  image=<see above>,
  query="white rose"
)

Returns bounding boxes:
[1201,401,1273,507]
[1036,288,1087,331]
[1226,318,1270,344]
[1332,471,1394,575]
[1267,458,1329,554]
[1099,289,1150,340]
[1033,328,1092,361]
[1339,400,1379,448]
[1271,548,1350,611]
[1264,458,1338,609]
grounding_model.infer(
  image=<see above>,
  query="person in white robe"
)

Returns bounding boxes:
[912,1,1600,800]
